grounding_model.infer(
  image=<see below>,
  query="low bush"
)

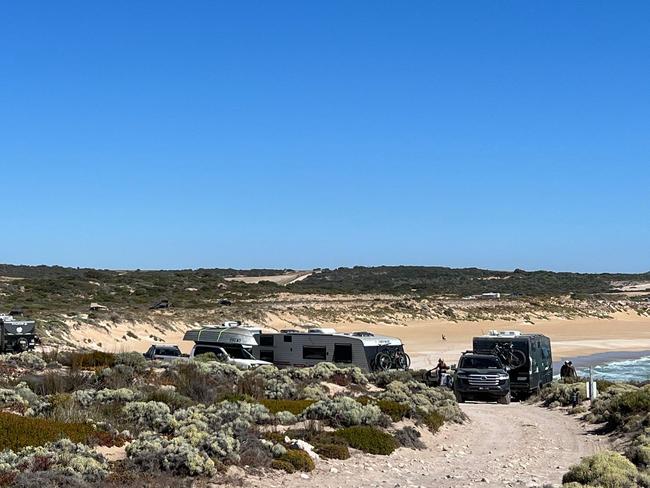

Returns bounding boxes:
[68,351,116,370]
[378,380,466,423]
[537,382,587,407]
[279,449,315,472]
[394,426,426,450]
[315,443,350,459]
[376,400,410,421]
[0,412,97,451]
[172,363,232,403]
[303,396,384,427]
[270,459,295,473]
[419,410,445,434]
[284,429,348,446]
[27,371,92,395]
[261,399,314,415]
[143,388,194,411]
[0,439,109,484]
[562,451,640,487]
[336,426,398,455]
[115,352,147,372]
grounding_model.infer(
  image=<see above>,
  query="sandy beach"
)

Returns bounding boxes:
[67,311,650,372]
[330,311,650,369]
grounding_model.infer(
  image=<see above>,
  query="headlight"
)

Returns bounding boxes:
[498,374,509,381]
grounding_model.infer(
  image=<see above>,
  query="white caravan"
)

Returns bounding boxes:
[252,328,410,372]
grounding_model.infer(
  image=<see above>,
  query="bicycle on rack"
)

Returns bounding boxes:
[372,348,411,371]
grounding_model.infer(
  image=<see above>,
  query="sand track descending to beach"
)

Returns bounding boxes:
[237,403,608,488]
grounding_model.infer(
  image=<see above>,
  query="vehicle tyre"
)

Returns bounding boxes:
[454,391,464,403]
[497,392,511,405]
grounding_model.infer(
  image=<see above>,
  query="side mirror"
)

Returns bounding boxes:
[451,364,457,370]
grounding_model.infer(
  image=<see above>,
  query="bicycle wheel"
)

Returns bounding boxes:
[373,352,392,371]
[394,352,409,370]
[508,349,527,369]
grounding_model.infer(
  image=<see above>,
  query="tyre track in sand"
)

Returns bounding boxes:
[237,402,609,488]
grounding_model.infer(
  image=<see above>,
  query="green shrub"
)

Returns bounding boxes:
[284,429,348,446]
[537,382,587,407]
[279,449,315,472]
[376,400,410,421]
[0,412,97,451]
[336,426,398,455]
[271,459,296,473]
[261,399,314,415]
[562,451,639,487]
[419,410,445,433]
[144,388,194,411]
[194,352,219,363]
[217,392,257,404]
[303,396,384,427]
[315,443,350,460]
[69,351,116,369]
[612,389,650,417]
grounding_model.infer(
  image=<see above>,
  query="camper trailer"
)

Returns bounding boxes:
[471,330,553,398]
[182,325,270,369]
[252,328,410,372]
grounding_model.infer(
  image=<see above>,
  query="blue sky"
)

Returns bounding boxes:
[1,2,648,272]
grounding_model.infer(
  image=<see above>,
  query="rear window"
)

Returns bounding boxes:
[155,347,181,356]
[460,356,502,369]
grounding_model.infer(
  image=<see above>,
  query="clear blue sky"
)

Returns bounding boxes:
[1,2,649,272]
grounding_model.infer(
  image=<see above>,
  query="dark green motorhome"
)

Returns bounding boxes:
[472,331,552,398]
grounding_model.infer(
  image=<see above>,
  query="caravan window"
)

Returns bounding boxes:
[333,344,353,363]
[259,350,274,362]
[303,346,327,360]
[283,335,292,343]
[259,335,274,347]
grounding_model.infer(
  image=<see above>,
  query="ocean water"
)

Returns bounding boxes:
[575,354,650,383]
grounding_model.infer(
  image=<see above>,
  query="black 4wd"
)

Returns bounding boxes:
[453,352,511,404]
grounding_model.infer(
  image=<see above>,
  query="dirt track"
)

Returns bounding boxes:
[237,403,608,488]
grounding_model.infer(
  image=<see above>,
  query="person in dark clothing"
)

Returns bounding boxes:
[567,361,578,379]
[560,361,570,380]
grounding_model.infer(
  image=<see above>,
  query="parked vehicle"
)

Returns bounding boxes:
[0,314,40,353]
[252,328,410,372]
[143,344,187,361]
[472,330,553,398]
[183,325,271,369]
[453,351,511,404]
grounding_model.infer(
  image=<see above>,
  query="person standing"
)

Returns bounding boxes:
[567,361,578,379]
[560,361,570,381]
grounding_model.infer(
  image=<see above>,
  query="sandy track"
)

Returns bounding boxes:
[238,403,607,488]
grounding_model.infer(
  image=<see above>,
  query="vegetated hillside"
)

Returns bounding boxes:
[289,266,650,296]
[1,264,649,316]
[0,264,283,313]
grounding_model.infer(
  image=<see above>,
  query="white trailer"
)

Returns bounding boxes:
[252,329,410,372]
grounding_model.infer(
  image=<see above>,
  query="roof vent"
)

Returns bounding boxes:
[307,328,336,334]
[488,330,521,337]
[351,331,374,337]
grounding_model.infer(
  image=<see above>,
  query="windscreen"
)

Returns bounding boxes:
[460,356,502,369]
